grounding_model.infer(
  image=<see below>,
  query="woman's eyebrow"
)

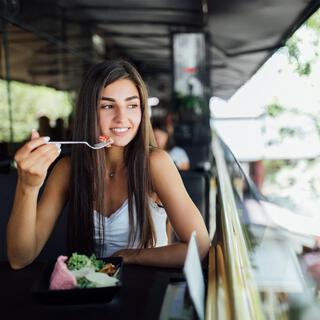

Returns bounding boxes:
[100,96,139,102]
[125,95,140,101]
[101,96,115,102]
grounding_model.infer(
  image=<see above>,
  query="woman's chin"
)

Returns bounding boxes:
[109,142,128,148]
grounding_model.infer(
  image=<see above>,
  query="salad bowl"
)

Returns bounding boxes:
[31,256,123,304]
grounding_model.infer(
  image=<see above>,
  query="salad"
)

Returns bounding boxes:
[49,253,119,290]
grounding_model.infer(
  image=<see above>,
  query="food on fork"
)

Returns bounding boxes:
[99,135,109,142]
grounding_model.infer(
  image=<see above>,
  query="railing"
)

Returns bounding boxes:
[211,135,264,320]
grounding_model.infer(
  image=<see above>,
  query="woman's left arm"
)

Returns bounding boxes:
[114,149,210,267]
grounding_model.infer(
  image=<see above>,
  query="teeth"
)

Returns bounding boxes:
[112,128,129,133]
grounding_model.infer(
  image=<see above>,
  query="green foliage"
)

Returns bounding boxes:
[174,92,208,118]
[0,80,72,142]
[306,9,320,31]
[286,36,300,61]
[263,159,288,183]
[266,102,285,117]
[297,61,311,76]
[279,127,301,138]
[286,36,312,76]
[286,10,320,76]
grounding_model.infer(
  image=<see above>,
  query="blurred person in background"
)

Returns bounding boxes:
[52,118,66,141]
[37,115,52,137]
[152,119,190,171]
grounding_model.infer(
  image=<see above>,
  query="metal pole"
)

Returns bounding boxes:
[2,19,14,143]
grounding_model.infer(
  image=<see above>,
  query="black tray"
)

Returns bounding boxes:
[31,256,123,304]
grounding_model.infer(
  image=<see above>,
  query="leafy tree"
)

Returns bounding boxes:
[263,10,320,210]
[266,102,285,117]
[285,10,320,76]
[0,80,73,142]
[269,9,320,143]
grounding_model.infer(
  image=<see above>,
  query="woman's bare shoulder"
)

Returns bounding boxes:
[38,157,71,208]
[149,147,172,164]
[149,147,180,183]
[48,156,71,186]
[52,156,71,173]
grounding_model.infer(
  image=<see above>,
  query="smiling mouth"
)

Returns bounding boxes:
[111,127,130,133]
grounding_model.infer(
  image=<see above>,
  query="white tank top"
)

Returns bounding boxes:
[93,199,168,257]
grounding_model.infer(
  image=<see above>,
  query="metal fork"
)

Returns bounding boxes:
[46,140,112,150]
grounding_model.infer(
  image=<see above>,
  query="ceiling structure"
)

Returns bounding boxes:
[1,0,320,102]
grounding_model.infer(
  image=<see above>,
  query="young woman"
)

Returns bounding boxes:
[7,60,210,269]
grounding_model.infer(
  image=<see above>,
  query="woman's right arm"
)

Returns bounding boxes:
[7,131,69,269]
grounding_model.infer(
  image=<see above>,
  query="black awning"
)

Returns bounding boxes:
[1,0,320,100]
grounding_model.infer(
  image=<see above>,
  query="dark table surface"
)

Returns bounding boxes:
[0,260,185,320]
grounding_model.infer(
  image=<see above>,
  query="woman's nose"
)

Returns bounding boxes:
[114,106,126,121]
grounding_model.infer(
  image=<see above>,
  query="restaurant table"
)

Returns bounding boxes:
[0,260,186,320]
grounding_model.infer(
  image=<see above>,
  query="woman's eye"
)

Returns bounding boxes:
[102,105,113,109]
[128,104,139,109]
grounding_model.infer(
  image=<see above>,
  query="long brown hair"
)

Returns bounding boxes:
[68,60,156,256]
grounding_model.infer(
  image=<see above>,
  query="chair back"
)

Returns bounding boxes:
[0,171,68,262]
[180,170,210,228]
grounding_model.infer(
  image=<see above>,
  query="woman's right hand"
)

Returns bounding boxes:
[14,130,61,190]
